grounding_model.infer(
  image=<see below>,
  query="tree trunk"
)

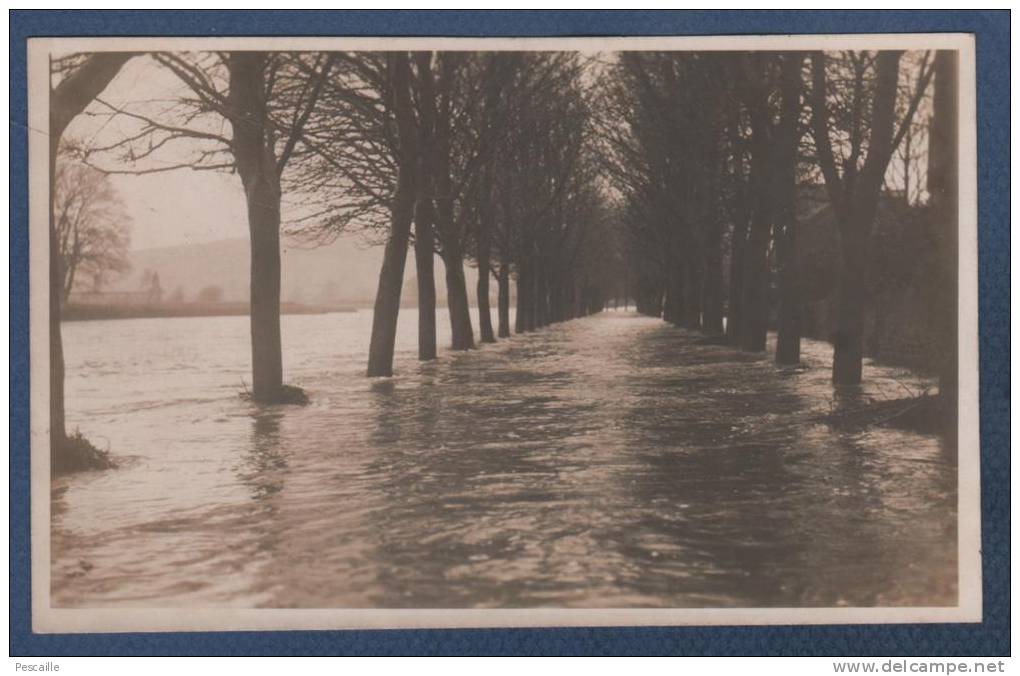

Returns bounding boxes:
[682,259,702,330]
[367,210,414,377]
[664,261,684,326]
[724,92,749,345]
[515,263,527,333]
[48,140,67,457]
[414,200,437,361]
[476,243,496,343]
[549,270,564,323]
[412,52,438,362]
[245,172,284,400]
[739,212,770,351]
[739,83,772,353]
[661,271,675,323]
[545,268,558,324]
[726,216,748,343]
[227,52,286,402]
[868,299,886,359]
[518,257,536,332]
[367,53,418,377]
[476,59,499,344]
[829,51,902,385]
[429,53,472,351]
[831,241,867,385]
[497,259,511,338]
[774,53,805,365]
[702,220,724,334]
[534,261,549,328]
[930,50,959,431]
[774,213,803,365]
[443,248,475,350]
[48,52,134,468]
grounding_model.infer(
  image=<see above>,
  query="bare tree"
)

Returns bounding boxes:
[412,52,440,360]
[809,50,934,384]
[773,53,807,365]
[366,52,418,377]
[602,52,730,334]
[53,148,131,300]
[49,51,134,471]
[471,53,518,344]
[83,51,334,402]
[280,52,426,369]
[493,53,591,333]
[421,52,476,351]
[735,53,778,353]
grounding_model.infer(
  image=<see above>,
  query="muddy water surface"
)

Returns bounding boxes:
[53,309,957,608]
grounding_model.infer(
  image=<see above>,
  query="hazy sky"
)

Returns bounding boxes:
[64,57,253,251]
[108,171,249,250]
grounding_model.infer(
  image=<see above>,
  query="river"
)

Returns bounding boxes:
[52,309,957,608]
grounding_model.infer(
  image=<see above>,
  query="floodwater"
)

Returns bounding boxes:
[53,309,957,608]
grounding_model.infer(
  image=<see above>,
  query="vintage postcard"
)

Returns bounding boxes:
[29,33,980,633]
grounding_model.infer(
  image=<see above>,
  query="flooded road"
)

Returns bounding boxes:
[53,310,957,608]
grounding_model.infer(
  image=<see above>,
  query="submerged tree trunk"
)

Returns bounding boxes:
[497,259,511,338]
[534,261,549,328]
[682,258,703,330]
[774,222,802,365]
[48,52,133,469]
[429,53,473,352]
[702,220,724,334]
[227,52,287,402]
[476,228,496,342]
[49,141,67,461]
[475,61,499,344]
[828,52,902,385]
[739,210,770,351]
[515,263,527,333]
[244,172,284,400]
[868,299,887,359]
[367,53,418,377]
[739,109,772,353]
[443,247,475,350]
[414,200,437,361]
[700,128,725,335]
[548,268,564,323]
[831,245,868,384]
[517,256,535,332]
[726,215,748,343]
[412,51,438,362]
[774,53,805,365]
[724,105,749,345]
[368,209,415,377]
[664,259,684,326]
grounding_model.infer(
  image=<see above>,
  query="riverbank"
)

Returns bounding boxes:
[62,301,356,322]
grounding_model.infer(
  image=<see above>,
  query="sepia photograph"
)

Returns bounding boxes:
[27,32,980,634]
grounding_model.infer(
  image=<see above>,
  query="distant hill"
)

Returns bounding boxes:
[111,236,382,306]
[112,235,497,308]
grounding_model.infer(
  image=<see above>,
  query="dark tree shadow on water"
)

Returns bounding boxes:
[614,325,956,608]
[239,411,288,507]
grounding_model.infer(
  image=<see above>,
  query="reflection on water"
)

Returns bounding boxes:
[52,309,956,608]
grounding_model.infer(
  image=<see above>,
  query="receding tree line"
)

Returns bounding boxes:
[602,50,957,393]
[47,49,958,472]
[48,50,616,470]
